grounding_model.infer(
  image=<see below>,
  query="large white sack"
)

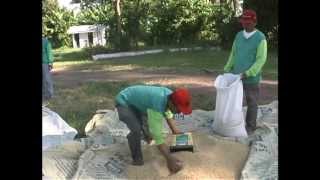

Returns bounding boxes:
[212,73,248,137]
[42,141,86,180]
[240,124,278,180]
[42,107,78,150]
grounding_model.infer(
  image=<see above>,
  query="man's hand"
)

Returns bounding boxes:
[240,73,246,80]
[145,136,153,145]
[167,156,183,174]
[172,130,183,135]
[166,118,183,135]
[157,144,183,174]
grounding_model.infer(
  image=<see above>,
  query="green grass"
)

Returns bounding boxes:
[53,48,90,62]
[48,48,278,136]
[48,81,134,136]
[54,49,278,80]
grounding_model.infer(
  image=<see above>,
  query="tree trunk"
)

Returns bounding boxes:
[233,0,239,11]
[134,0,141,49]
[114,0,121,49]
[116,0,121,33]
[232,0,241,16]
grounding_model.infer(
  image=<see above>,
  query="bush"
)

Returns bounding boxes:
[83,45,113,57]
[42,0,76,48]
[48,0,278,51]
[214,3,242,49]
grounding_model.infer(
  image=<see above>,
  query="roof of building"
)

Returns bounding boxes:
[67,25,106,34]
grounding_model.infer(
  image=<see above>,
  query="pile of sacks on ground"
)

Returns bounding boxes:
[42,101,278,180]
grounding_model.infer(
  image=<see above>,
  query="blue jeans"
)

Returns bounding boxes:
[243,83,260,132]
[42,64,53,101]
[116,104,150,162]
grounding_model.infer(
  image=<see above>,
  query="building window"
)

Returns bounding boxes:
[88,32,94,47]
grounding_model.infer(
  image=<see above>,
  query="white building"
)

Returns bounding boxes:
[67,25,107,48]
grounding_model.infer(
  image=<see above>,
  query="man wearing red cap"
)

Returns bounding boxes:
[224,9,268,134]
[115,85,192,173]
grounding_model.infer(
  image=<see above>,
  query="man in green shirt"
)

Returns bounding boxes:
[224,9,268,134]
[115,85,192,173]
[42,37,54,105]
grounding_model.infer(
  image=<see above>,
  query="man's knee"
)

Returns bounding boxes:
[130,128,141,135]
[247,98,258,107]
[127,129,142,141]
[246,91,259,107]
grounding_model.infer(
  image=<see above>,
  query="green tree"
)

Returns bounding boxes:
[214,1,242,49]
[48,0,277,50]
[120,0,152,49]
[244,0,278,48]
[42,0,76,48]
[147,0,217,46]
[76,2,113,25]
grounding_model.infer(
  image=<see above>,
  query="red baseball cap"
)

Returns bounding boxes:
[240,9,257,24]
[170,88,192,115]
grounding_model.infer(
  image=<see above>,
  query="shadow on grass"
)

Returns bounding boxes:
[47,81,135,136]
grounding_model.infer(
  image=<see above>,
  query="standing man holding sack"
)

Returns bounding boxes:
[224,9,268,135]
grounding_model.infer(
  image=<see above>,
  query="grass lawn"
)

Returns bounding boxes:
[48,48,278,136]
[54,48,277,79]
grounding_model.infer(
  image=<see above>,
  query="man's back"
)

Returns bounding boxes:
[115,85,172,113]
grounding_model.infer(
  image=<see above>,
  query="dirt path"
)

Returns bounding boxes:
[52,68,278,105]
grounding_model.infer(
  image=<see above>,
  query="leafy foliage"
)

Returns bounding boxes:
[42,0,76,48]
[43,0,278,49]
[244,0,278,48]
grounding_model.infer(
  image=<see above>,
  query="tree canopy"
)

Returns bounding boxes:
[42,0,278,50]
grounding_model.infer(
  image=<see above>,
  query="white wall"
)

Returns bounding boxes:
[70,28,107,48]
[79,33,89,48]
[101,29,106,45]
[97,28,106,46]
[72,34,77,48]
[92,29,106,47]
[93,32,98,46]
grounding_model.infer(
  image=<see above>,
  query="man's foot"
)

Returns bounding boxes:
[132,159,144,166]
[247,130,253,135]
[246,127,257,135]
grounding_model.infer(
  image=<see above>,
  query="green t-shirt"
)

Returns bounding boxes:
[115,85,173,145]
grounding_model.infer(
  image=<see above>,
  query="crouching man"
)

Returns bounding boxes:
[115,85,192,173]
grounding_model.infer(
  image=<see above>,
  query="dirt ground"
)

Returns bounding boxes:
[52,67,278,106]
